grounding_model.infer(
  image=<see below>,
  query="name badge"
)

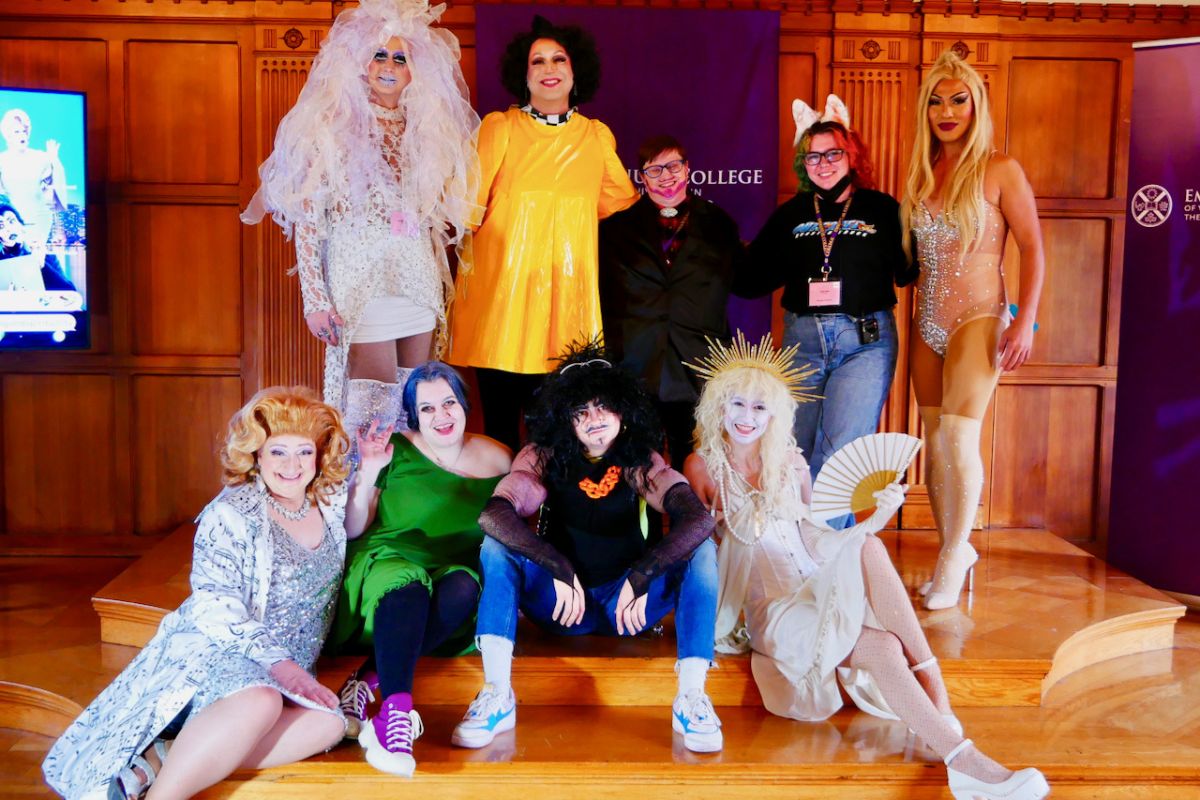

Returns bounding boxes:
[809,280,842,307]
[390,210,419,239]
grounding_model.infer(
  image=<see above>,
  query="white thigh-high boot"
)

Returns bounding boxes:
[917,406,945,597]
[344,379,403,468]
[924,414,982,610]
[395,367,414,432]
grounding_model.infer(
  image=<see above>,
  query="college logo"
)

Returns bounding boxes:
[1131,185,1172,228]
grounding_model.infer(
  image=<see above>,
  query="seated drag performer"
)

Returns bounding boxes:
[599,134,747,472]
[451,343,723,753]
[328,362,511,777]
[43,387,350,800]
[684,334,1049,800]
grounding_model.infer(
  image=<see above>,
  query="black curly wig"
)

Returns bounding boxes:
[499,15,602,105]
[525,340,662,490]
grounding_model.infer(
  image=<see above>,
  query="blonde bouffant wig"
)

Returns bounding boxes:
[220,385,350,504]
[901,51,994,261]
[694,365,799,513]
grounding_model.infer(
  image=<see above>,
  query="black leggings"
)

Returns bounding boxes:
[371,571,480,698]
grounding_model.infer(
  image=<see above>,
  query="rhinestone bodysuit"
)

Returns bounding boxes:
[912,201,1010,356]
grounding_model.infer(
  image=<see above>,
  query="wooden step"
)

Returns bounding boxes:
[190,703,1200,800]
[90,526,1184,709]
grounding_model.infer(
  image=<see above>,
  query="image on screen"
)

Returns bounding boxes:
[0,87,88,349]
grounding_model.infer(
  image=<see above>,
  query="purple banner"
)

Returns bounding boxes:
[474,4,779,339]
[1109,38,1200,596]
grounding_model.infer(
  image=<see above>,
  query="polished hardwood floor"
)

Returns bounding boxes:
[2,530,1198,798]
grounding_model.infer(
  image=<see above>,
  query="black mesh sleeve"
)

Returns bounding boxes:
[478,497,576,586]
[625,483,716,597]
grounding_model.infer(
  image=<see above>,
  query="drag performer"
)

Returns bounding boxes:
[43,387,350,800]
[451,343,723,753]
[243,0,479,439]
[686,334,1049,800]
[448,15,638,451]
[742,97,915,528]
[329,362,511,777]
[0,108,68,247]
[901,53,1045,610]
[599,134,747,472]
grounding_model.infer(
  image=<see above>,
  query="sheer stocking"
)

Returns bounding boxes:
[849,628,1010,783]
[859,537,951,715]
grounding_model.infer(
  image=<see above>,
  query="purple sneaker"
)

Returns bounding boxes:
[360,692,424,777]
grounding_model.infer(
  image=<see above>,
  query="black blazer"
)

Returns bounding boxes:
[599,194,744,404]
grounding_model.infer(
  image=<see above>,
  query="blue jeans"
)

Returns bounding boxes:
[475,535,717,661]
[785,310,899,529]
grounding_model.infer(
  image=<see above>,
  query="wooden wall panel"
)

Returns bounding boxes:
[777,51,819,201]
[254,57,323,390]
[1006,57,1120,200]
[0,37,109,182]
[832,66,912,197]
[130,203,243,356]
[131,375,242,533]
[2,374,117,534]
[1004,217,1110,367]
[125,41,241,185]
[990,384,1102,540]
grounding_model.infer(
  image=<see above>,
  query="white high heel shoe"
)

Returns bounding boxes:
[925,543,979,610]
[944,739,1050,800]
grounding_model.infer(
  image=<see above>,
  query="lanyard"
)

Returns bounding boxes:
[813,191,853,281]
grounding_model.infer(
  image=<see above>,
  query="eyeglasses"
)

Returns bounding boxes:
[641,160,686,179]
[801,149,846,167]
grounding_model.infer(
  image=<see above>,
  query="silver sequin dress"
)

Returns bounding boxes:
[192,517,342,713]
[912,200,1010,356]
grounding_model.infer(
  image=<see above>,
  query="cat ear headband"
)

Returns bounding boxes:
[792,94,852,146]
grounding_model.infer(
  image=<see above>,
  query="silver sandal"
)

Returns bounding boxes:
[109,739,169,800]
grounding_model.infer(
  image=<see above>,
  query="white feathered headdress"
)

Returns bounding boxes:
[791,94,852,146]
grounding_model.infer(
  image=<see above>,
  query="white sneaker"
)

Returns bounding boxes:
[337,672,376,741]
[451,683,517,748]
[672,689,723,753]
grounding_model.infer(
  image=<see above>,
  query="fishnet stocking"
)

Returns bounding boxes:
[849,627,1010,783]
[859,537,950,715]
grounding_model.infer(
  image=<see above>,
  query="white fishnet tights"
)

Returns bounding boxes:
[849,537,1011,783]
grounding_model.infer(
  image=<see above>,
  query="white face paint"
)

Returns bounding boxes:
[723,394,772,445]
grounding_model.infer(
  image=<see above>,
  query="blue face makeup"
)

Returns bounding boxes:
[373,48,407,66]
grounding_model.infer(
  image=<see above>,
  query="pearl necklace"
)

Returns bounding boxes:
[266,493,311,522]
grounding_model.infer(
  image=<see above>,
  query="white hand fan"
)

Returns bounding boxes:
[809,433,922,522]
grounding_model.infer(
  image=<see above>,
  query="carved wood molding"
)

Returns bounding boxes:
[2,0,1196,24]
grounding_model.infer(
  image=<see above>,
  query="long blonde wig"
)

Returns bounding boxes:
[901,52,994,260]
[694,365,799,513]
[221,385,350,504]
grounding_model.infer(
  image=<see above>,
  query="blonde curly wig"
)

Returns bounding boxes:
[220,385,350,505]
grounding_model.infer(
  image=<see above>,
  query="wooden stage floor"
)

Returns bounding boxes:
[2,528,1197,798]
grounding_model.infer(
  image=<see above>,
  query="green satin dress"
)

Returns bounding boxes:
[330,434,502,656]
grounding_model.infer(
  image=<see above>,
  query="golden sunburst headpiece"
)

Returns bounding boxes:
[687,331,821,403]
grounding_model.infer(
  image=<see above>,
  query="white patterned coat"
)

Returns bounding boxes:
[42,481,346,800]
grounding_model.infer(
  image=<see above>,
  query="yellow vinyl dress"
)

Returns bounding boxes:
[448,107,638,374]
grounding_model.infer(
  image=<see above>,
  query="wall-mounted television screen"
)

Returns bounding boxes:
[0,87,88,349]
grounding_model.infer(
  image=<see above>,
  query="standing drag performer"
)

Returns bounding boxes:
[901,53,1045,609]
[43,387,350,800]
[685,334,1049,800]
[742,97,915,528]
[448,15,638,451]
[243,0,479,439]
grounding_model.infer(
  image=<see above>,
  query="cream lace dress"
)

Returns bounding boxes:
[294,104,448,410]
[713,453,896,721]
